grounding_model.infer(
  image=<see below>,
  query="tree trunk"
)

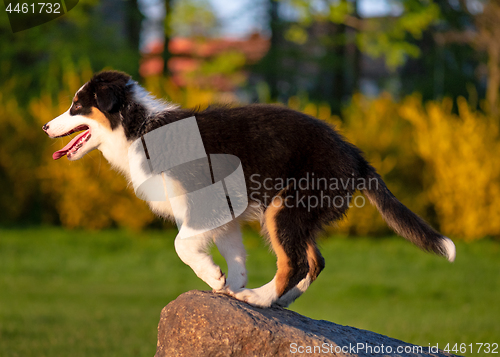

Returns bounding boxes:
[352,0,361,93]
[268,0,280,100]
[332,22,346,115]
[163,0,172,76]
[486,44,500,116]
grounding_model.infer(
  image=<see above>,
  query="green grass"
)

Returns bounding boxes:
[0,228,498,356]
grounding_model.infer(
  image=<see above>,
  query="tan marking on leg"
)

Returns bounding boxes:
[265,197,291,297]
[86,107,112,130]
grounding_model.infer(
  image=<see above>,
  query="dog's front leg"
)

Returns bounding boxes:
[174,233,226,291]
[214,223,247,292]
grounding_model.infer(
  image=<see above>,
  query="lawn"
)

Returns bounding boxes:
[0,227,498,356]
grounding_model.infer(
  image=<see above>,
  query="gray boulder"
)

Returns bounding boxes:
[155,290,460,357]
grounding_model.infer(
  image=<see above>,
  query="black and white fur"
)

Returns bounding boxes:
[42,71,456,308]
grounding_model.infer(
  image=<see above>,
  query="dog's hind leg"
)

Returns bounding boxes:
[274,243,325,307]
[231,197,312,307]
[174,232,226,291]
[214,222,248,291]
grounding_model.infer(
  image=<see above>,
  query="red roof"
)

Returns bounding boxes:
[140,33,270,90]
[169,33,270,63]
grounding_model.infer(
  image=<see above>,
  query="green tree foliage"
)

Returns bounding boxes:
[400,0,481,103]
[253,0,444,113]
[0,0,142,105]
[283,0,440,69]
[435,0,500,115]
[168,0,220,38]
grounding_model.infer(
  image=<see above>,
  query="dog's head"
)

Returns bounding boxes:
[42,70,133,161]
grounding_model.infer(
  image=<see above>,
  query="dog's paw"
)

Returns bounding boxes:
[214,285,235,296]
[225,270,247,291]
[232,288,274,308]
[207,269,226,292]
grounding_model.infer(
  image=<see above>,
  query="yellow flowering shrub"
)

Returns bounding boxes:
[3,64,499,239]
[0,81,41,223]
[400,95,500,240]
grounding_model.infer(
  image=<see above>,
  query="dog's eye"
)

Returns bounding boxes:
[73,103,82,110]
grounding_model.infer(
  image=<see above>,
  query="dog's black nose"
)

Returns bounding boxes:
[42,123,49,131]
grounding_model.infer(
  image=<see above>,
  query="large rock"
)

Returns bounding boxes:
[155,290,459,357]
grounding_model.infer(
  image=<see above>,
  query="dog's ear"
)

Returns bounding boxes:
[96,85,119,113]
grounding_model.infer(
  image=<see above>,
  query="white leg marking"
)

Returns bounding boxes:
[214,224,248,291]
[275,275,312,307]
[229,197,287,307]
[231,277,279,308]
[174,232,225,291]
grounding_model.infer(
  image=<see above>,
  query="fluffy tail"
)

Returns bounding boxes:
[363,167,456,262]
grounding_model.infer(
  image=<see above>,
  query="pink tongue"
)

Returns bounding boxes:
[52,130,89,160]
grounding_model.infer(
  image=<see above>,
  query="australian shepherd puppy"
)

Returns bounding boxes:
[42,71,455,308]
